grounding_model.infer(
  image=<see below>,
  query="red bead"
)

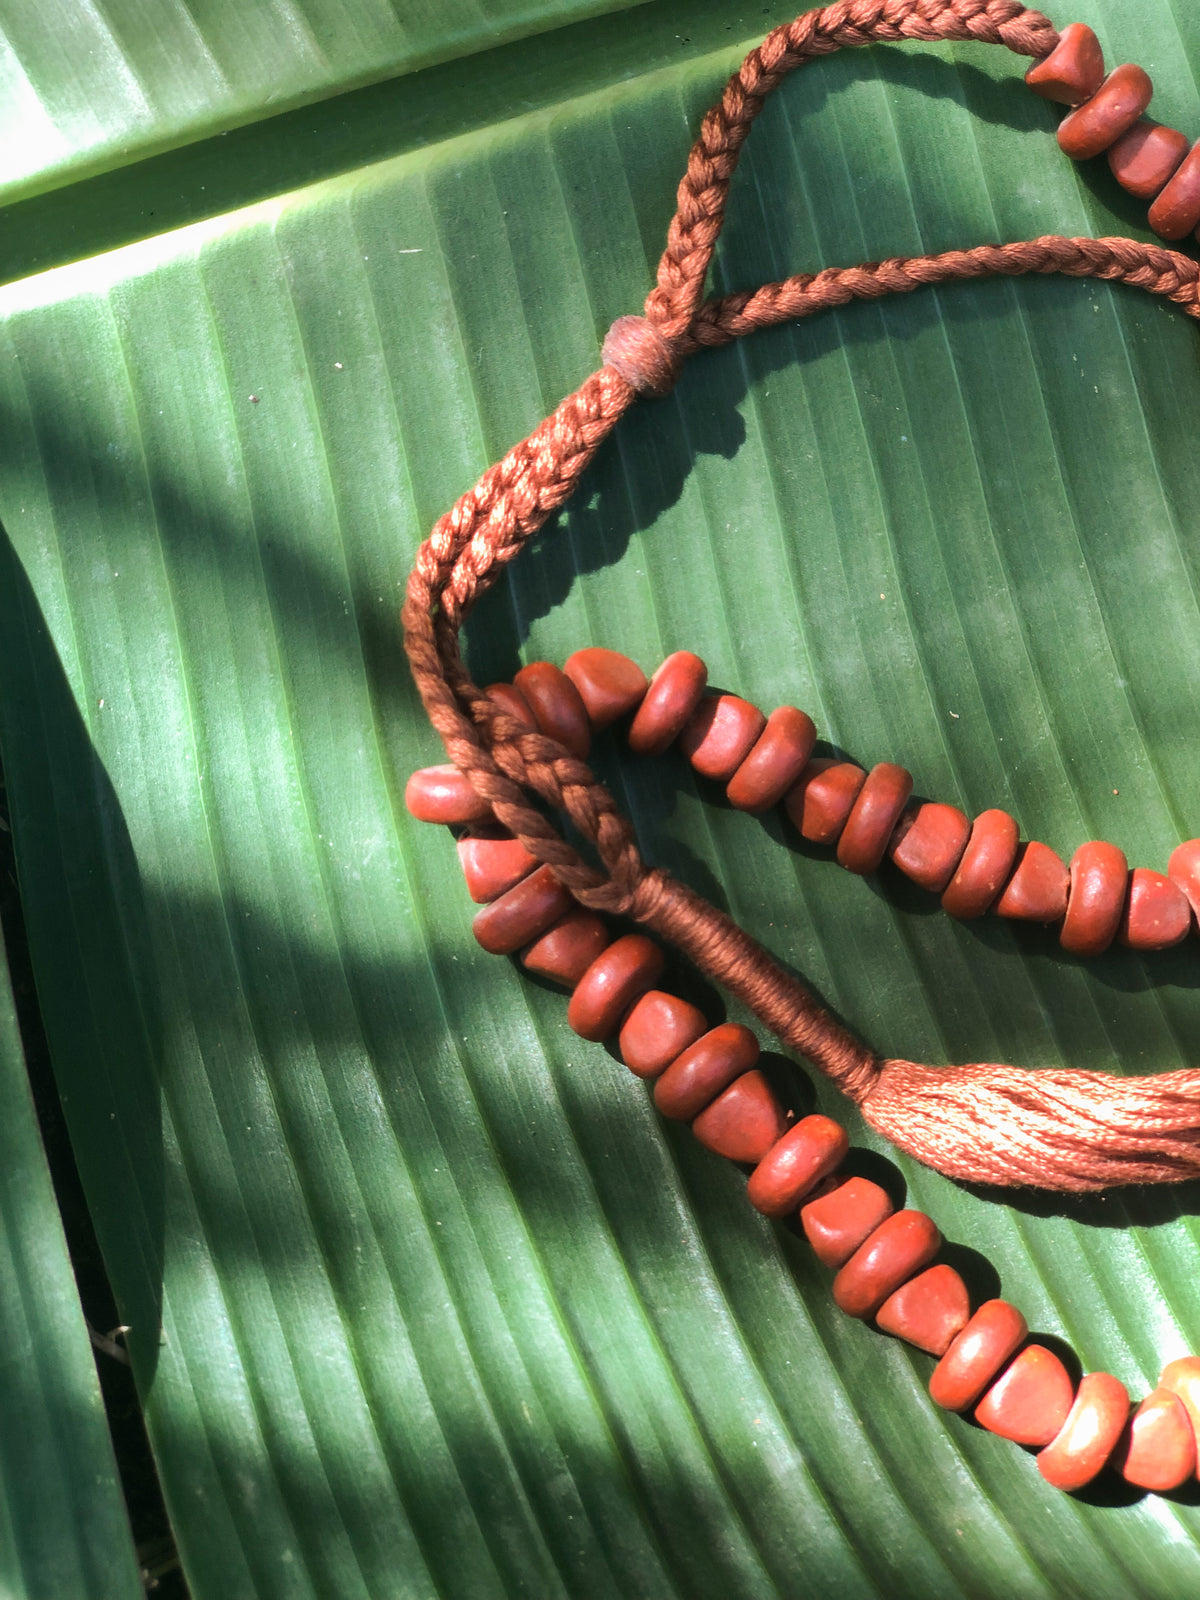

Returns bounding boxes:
[1038,1372,1130,1492]
[1107,120,1190,199]
[1061,840,1127,956]
[618,990,708,1080]
[975,1345,1075,1448]
[994,841,1069,923]
[799,1176,894,1269]
[888,802,971,894]
[563,648,648,728]
[837,763,914,874]
[1119,869,1191,950]
[628,652,708,755]
[941,809,1020,919]
[568,934,664,1041]
[521,910,610,987]
[1161,1357,1200,1474]
[746,1114,848,1218]
[457,833,538,903]
[513,662,591,758]
[832,1210,941,1319]
[929,1300,1027,1412]
[692,1070,787,1165]
[1149,141,1200,239]
[1057,64,1154,161]
[679,694,767,782]
[875,1264,970,1357]
[784,759,867,845]
[472,864,575,955]
[484,682,538,731]
[1025,22,1105,105]
[405,764,491,825]
[1115,1388,1197,1492]
[653,1023,760,1121]
[1167,839,1200,921]
[726,706,817,812]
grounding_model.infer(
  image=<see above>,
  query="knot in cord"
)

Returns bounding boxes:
[602,314,684,397]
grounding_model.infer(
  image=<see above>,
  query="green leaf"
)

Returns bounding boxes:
[3,2,1200,1596]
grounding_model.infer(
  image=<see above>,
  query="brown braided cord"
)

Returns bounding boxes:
[403,0,1200,1192]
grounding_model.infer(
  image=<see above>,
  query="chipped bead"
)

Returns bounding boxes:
[726,705,817,812]
[568,934,665,1041]
[930,1300,1027,1412]
[457,833,538,903]
[1038,1372,1130,1492]
[1119,869,1191,950]
[975,1345,1074,1447]
[800,1176,895,1269]
[1161,1357,1200,1474]
[837,763,914,874]
[994,840,1069,923]
[485,682,538,730]
[1061,840,1127,956]
[1107,120,1190,199]
[473,864,574,955]
[405,764,491,825]
[679,694,767,781]
[521,910,610,987]
[563,647,648,728]
[888,801,971,894]
[1115,1388,1197,1492]
[1167,839,1200,921]
[832,1210,941,1319]
[692,1070,788,1164]
[654,1023,760,1121]
[784,759,867,845]
[1025,22,1105,105]
[513,662,591,758]
[628,651,708,755]
[1149,141,1200,239]
[941,809,1020,919]
[746,1114,849,1218]
[618,991,709,1080]
[875,1264,970,1357]
[1057,64,1154,162]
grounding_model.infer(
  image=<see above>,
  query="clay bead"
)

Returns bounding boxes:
[628,651,708,755]
[941,809,1020,919]
[1119,869,1191,951]
[484,682,538,731]
[618,990,709,1080]
[568,934,665,1041]
[654,1023,760,1121]
[1037,1372,1131,1492]
[1061,840,1128,956]
[726,706,817,812]
[875,1264,970,1357]
[888,801,971,893]
[837,763,914,874]
[831,1210,941,1320]
[473,864,575,955]
[929,1300,1028,1412]
[1107,120,1190,199]
[1167,839,1200,921]
[521,910,610,987]
[994,841,1069,924]
[1161,1357,1200,1474]
[746,1114,849,1218]
[1115,1388,1197,1492]
[513,662,591,758]
[1148,141,1200,239]
[784,759,867,845]
[800,1176,895,1269]
[679,694,767,782]
[1025,22,1105,105]
[563,647,648,728]
[1057,65,1154,162]
[405,764,491,825]
[457,833,538,903]
[975,1345,1074,1448]
[692,1070,788,1165]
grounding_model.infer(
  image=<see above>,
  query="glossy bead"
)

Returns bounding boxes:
[692,1070,788,1164]
[484,682,538,731]
[628,651,708,755]
[800,1176,895,1269]
[1061,840,1127,956]
[521,910,610,987]
[1115,1388,1197,1492]
[929,1300,1028,1412]
[1107,120,1190,199]
[784,759,867,845]
[513,662,591,758]
[1161,1357,1200,1474]
[1149,141,1200,239]
[1167,839,1200,921]
[837,763,914,874]
[726,706,817,812]
[888,802,971,894]
[875,1264,970,1357]
[457,833,538,903]
[405,764,491,825]
[975,1345,1074,1447]
[941,809,1020,919]
[1057,64,1154,162]
[679,694,767,782]
[618,990,708,1080]
[654,1023,760,1121]
[563,647,648,728]
[832,1210,941,1319]
[473,864,574,955]
[1038,1372,1131,1492]
[994,841,1069,923]
[568,934,665,1041]
[1025,22,1105,105]
[1119,869,1191,950]
[746,1114,849,1218]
